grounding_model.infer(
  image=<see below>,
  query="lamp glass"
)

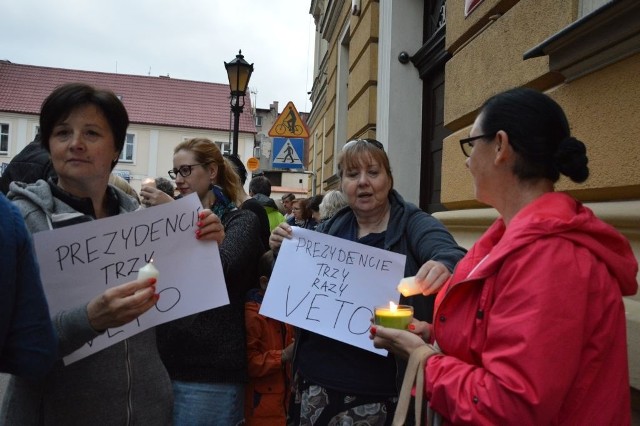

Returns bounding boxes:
[225,51,253,96]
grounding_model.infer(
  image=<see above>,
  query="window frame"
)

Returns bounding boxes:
[0,123,10,155]
[118,132,136,163]
[215,141,230,155]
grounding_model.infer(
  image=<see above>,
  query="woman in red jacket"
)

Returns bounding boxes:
[372,87,638,425]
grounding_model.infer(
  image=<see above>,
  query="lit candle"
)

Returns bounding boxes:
[374,302,413,329]
[397,276,422,297]
[137,259,159,281]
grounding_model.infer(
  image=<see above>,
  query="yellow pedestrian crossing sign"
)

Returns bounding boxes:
[268,101,309,138]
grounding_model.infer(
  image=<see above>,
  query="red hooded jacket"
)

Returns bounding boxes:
[244,289,295,425]
[426,192,638,425]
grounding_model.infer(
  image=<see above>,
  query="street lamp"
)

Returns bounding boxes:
[225,50,254,156]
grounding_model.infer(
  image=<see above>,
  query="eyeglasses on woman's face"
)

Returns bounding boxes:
[168,162,213,179]
[459,133,496,157]
[343,138,385,151]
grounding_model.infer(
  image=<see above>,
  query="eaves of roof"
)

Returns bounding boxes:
[0,61,257,134]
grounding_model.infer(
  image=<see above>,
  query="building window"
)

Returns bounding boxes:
[215,141,230,155]
[263,171,282,186]
[119,133,135,162]
[0,124,9,154]
[579,0,612,17]
[255,116,263,127]
[335,25,350,160]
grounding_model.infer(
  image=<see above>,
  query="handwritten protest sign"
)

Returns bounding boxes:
[33,193,228,364]
[260,227,406,355]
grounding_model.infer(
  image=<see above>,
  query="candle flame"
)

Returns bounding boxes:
[389,301,397,312]
[149,259,154,264]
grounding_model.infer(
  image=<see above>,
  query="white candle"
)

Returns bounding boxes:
[141,177,156,188]
[397,276,422,297]
[137,260,159,281]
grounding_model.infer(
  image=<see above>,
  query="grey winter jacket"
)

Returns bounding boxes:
[1,180,172,426]
[316,189,467,321]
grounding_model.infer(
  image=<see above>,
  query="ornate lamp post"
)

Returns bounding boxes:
[224,50,254,156]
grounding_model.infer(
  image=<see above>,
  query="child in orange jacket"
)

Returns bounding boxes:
[244,250,295,425]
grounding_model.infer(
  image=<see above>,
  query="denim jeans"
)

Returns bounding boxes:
[172,380,245,426]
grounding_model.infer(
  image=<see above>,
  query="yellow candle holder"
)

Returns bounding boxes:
[374,303,413,330]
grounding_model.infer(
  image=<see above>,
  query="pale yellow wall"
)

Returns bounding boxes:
[348,1,379,139]
[307,0,380,193]
[549,53,640,200]
[441,52,640,207]
[444,0,572,130]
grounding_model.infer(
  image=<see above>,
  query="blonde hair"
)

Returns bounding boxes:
[319,190,348,220]
[109,174,140,203]
[173,138,244,205]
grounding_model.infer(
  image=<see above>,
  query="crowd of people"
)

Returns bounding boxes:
[0,82,636,425]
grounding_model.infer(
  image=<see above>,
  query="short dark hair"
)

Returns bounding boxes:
[154,177,175,197]
[223,153,248,185]
[40,83,129,170]
[258,250,276,278]
[249,175,272,196]
[306,194,323,213]
[479,87,589,183]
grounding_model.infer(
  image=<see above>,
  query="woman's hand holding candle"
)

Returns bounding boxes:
[370,323,429,360]
[397,277,421,297]
[87,265,160,332]
[397,260,452,297]
[407,319,433,343]
[137,260,159,281]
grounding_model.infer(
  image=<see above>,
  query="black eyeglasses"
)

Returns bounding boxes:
[459,133,496,157]
[168,162,213,179]
[343,138,385,151]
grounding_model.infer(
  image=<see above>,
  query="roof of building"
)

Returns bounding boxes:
[0,60,256,134]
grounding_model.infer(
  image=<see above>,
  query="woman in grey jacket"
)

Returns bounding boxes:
[270,139,466,425]
[1,83,224,425]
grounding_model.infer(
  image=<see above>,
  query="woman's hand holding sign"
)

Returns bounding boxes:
[269,222,293,254]
[195,210,225,244]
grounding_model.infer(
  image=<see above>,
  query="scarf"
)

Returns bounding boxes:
[210,185,237,220]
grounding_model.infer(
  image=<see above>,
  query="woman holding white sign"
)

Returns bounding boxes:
[156,138,266,426]
[269,138,466,425]
[2,83,225,425]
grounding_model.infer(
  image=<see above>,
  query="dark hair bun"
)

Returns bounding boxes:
[554,137,589,183]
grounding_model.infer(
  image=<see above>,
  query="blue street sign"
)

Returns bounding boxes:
[272,137,304,169]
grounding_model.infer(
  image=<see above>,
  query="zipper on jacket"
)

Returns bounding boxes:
[281,322,290,415]
[125,339,132,426]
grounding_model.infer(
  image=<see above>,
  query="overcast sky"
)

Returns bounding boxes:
[1,0,315,112]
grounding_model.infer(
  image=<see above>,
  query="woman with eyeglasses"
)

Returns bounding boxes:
[2,83,223,425]
[156,138,266,426]
[371,88,638,425]
[269,138,466,425]
[286,198,317,230]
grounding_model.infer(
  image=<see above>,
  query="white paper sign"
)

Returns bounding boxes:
[260,227,406,355]
[33,192,228,364]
